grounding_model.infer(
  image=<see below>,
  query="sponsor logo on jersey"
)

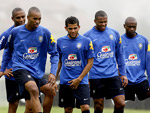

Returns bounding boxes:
[77,43,82,49]
[101,46,111,52]
[23,47,39,59]
[50,35,56,43]
[128,54,137,60]
[109,34,113,40]
[39,36,43,42]
[68,54,77,60]
[89,41,94,50]
[125,54,140,66]
[138,43,142,49]
[65,54,81,66]
[97,52,114,59]
[28,47,37,53]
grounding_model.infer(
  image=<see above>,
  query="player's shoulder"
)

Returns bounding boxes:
[137,33,148,42]
[38,25,51,34]
[0,26,14,37]
[57,36,66,42]
[84,27,95,36]
[107,27,119,34]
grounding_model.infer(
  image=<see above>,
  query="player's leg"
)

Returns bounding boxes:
[13,69,42,113]
[89,79,104,113]
[109,76,125,113]
[59,85,74,113]
[40,78,54,113]
[5,78,20,113]
[113,95,125,113]
[135,80,150,100]
[75,84,90,113]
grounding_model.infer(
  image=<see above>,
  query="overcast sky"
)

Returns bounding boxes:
[0,0,150,73]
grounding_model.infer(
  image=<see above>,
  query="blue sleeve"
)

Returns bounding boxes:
[146,40,150,86]
[86,39,94,59]
[0,32,9,50]
[57,38,62,59]
[115,33,126,76]
[0,33,14,72]
[46,31,59,76]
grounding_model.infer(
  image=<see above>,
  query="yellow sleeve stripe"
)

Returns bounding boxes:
[50,35,56,43]
[148,44,150,51]
[119,37,122,44]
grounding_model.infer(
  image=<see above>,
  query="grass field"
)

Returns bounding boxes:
[0,106,150,113]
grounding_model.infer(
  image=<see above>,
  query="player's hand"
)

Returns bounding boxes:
[48,73,56,86]
[51,82,58,96]
[0,72,4,78]
[68,78,81,89]
[120,75,128,87]
[4,68,13,78]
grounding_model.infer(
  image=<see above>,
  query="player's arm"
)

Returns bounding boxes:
[46,31,59,86]
[69,58,93,89]
[146,41,150,86]
[56,59,62,79]
[116,35,128,87]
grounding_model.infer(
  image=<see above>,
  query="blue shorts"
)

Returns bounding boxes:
[89,76,125,99]
[5,78,21,103]
[13,69,41,100]
[59,84,90,108]
[124,80,149,101]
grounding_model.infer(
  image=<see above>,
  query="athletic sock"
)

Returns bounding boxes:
[114,109,124,113]
[82,110,90,113]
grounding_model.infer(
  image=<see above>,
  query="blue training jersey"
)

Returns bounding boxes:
[57,34,94,85]
[0,25,15,80]
[1,25,59,79]
[84,26,126,79]
[122,33,150,85]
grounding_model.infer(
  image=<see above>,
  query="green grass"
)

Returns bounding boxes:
[0,106,150,113]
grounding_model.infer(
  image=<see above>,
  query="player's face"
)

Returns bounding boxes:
[124,21,137,37]
[94,16,107,31]
[12,10,25,27]
[65,23,80,39]
[27,11,41,30]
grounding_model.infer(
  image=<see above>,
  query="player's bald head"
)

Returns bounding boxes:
[95,10,107,19]
[28,7,40,16]
[125,17,137,25]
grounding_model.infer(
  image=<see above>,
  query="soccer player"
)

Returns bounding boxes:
[84,10,128,113]
[0,7,58,113]
[122,17,150,102]
[56,16,94,113]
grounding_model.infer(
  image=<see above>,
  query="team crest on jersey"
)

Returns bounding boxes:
[102,46,111,52]
[68,54,77,60]
[50,35,56,43]
[77,43,82,49]
[39,36,43,42]
[109,34,113,40]
[28,47,37,53]
[128,54,137,60]
[138,43,142,49]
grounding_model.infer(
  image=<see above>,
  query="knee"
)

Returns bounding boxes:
[28,85,39,96]
[65,107,73,113]
[80,104,90,111]
[115,101,125,109]
[94,100,104,111]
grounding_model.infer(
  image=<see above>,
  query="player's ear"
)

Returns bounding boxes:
[124,24,126,28]
[64,26,67,31]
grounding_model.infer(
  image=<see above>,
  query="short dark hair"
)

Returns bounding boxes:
[12,7,24,17]
[95,10,107,19]
[65,16,79,27]
[28,6,40,16]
